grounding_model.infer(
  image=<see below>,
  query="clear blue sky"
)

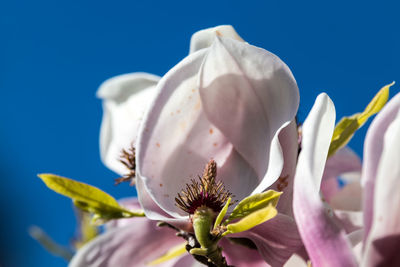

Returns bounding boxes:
[1,1,398,266]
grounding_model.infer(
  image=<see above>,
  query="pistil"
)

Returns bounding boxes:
[175,159,233,215]
[175,159,232,266]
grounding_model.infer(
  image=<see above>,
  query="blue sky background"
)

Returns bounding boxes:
[0,1,398,266]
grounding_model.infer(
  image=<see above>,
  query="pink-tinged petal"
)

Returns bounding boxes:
[277,121,299,212]
[136,176,193,232]
[323,147,361,181]
[231,214,302,267]
[293,93,358,266]
[135,175,174,219]
[268,120,299,216]
[334,210,363,234]
[107,197,194,232]
[363,106,400,267]
[171,255,204,267]
[353,240,364,264]
[137,49,232,217]
[321,147,361,201]
[189,25,244,54]
[320,178,340,202]
[219,238,266,267]
[97,73,160,175]
[346,230,364,265]
[137,48,261,217]
[330,182,362,212]
[69,217,191,267]
[118,197,142,210]
[362,93,400,242]
[199,36,299,193]
[107,198,142,229]
[347,229,363,247]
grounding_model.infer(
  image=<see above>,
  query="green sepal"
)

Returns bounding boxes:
[328,82,394,157]
[224,190,281,225]
[38,174,144,223]
[213,197,231,229]
[222,204,277,236]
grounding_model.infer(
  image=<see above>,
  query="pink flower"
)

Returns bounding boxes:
[292,92,400,266]
[72,25,303,266]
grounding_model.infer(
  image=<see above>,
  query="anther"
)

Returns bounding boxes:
[115,145,136,186]
[175,159,234,215]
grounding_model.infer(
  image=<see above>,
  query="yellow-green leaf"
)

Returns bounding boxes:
[222,204,277,236]
[38,174,144,223]
[147,242,187,266]
[328,82,394,157]
[213,197,231,229]
[224,190,281,225]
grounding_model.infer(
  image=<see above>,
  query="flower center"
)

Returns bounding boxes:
[175,159,233,214]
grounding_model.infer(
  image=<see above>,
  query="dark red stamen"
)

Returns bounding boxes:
[115,145,136,186]
[175,160,233,214]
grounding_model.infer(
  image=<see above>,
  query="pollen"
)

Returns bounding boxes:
[175,159,234,214]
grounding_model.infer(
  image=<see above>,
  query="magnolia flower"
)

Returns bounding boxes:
[292,92,400,266]
[72,25,303,266]
[135,25,303,263]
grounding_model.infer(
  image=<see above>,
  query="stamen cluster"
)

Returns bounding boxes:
[115,145,136,186]
[175,160,233,214]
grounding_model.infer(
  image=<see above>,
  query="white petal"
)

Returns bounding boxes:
[137,36,299,218]
[298,94,336,188]
[69,217,188,267]
[363,106,400,267]
[137,49,238,217]
[219,238,267,267]
[189,25,244,54]
[233,214,302,266]
[293,93,358,266]
[136,175,192,231]
[268,120,299,216]
[98,73,160,175]
[199,36,299,192]
[361,93,400,241]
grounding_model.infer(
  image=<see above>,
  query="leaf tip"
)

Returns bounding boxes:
[37,173,55,180]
